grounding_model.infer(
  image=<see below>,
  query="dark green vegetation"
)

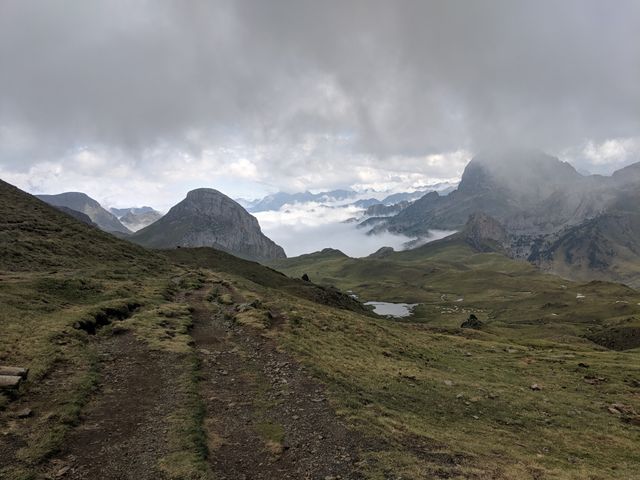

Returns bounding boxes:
[2,178,640,479]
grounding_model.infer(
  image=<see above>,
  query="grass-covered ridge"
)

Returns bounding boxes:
[0,179,164,273]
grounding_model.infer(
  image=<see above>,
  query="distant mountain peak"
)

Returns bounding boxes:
[36,192,131,235]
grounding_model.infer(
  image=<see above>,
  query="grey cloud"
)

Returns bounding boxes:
[0,0,639,175]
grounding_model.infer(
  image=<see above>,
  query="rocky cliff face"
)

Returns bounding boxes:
[530,212,640,288]
[462,212,508,252]
[130,188,286,261]
[36,192,131,234]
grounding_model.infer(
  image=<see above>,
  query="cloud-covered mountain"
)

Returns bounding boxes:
[370,149,640,285]
[36,192,131,234]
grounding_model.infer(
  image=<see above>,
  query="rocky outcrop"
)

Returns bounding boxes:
[530,212,640,288]
[36,192,131,234]
[364,201,409,218]
[130,188,286,261]
[462,212,508,252]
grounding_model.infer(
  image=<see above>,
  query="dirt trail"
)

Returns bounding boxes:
[189,282,364,480]
[44,333,179,480]
[37,279,364,479]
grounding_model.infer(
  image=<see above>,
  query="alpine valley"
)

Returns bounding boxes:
[2,149,640,480]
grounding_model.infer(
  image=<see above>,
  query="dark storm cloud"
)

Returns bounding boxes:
[0,0,639,169]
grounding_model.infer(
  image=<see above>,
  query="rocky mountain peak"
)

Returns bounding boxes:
[130,188,286,262]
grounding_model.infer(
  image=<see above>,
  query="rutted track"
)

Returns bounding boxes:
[189,280,364,479]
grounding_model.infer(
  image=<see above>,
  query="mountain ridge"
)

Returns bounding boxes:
[36,192,131,234]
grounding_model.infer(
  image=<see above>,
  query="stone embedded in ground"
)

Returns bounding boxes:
[16,408,33,418]
[55,465,71,477]
[0,366,29,378]
[530,383,542,391]
[0,374,22,389]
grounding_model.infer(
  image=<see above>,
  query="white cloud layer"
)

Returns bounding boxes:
[255,201,454,257]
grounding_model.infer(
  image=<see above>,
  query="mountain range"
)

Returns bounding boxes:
[238,182,457,213]
[366,148,640,287]
[22,148,640,286]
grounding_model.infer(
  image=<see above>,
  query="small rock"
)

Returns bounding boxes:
[55,465,71,477]
[608,403,636,416]
[444,380,454,387]
[530,383,542,391]
[16,408,32,418]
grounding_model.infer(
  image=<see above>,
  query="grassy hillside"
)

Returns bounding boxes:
[268,238,640,345]
[0,180,207,479]
[0,179,162,273]
[227,242,640,478]
[163,247,372,316]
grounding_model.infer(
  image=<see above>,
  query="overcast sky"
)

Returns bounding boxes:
[1,0,639,209]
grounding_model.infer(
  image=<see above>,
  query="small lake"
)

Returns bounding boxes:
[364,301,418,318]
